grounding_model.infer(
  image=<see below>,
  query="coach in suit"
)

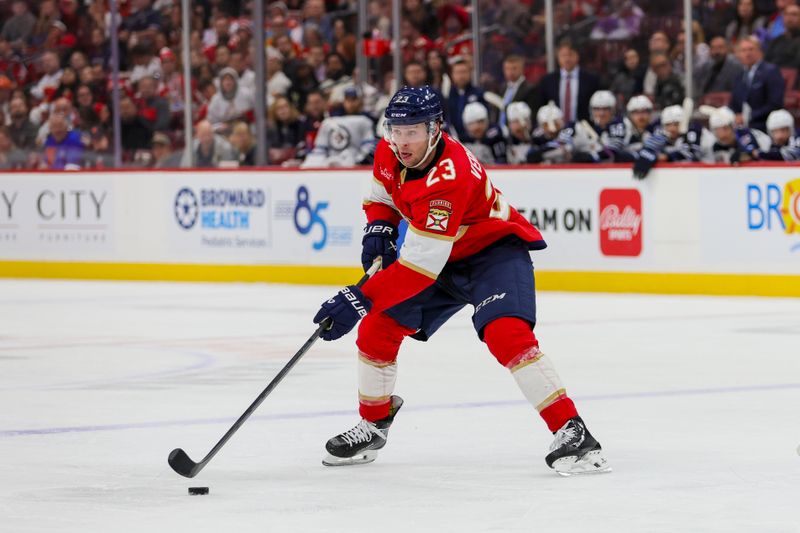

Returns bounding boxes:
[730,36,785,132]
[538,40,601,124]
[498,55,538,127]
[694,36,745,95]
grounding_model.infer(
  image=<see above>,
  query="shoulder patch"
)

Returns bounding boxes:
[426,200,452,232]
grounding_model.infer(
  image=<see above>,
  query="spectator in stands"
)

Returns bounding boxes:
[403,61,429,87]
[589,0,645,40]
[151,132,181,168]
[75,84,109,131]
[765,4,800,68]
[671,21,711,76]
[207,67,254,133]
[286,60,319,112]
[302,89,327,151]
[42,113,84,170]
[302,0,334,46]
[228,121,255,166]
[447,58,486,139]
[31,0,59,49]
[400,19,435,65]
[306,44,327,83]
[192,119,236,167]
[120,0,164,48]
[120,95,153,153]
[301,88,375,168]
[426,49,450,94]
[460,102,507,164]
[318,52,352,98]
[213,44,232,76]
[267,47,293,107]
[498,55,538,128]
[267,95,305,164]
[651,53,685,109]
[538,40,601,124]
[229,50,255,95]
[731,36,785,131]
[30,50,63,102]
[610,48,646,103]
[436,4,472,57]
[643,31,671,97]
[725,0,767,43]
[761,108,800,159]
[0,126,27,169]
[34,97,76,147]
[694,36,745,95]
[403,0,438,39]
[157,47,184,113]
[766,0,797,40]
[136,75,170,131]
[8,96,37,151]
[0,75,13,122]
[1,0,36,50]
[53,67,79,101]
[128,43,161,84]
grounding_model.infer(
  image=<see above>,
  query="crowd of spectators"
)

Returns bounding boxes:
[0,0,798,170]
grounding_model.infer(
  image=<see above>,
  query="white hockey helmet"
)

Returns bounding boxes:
[660,105,685,125]
[462,102,489,125]
[708,106,736,129]
[627,95,653,113]
[589,90,616,110]
[536,100,564,126]
[506,101,532,124]
[766,109,794,132]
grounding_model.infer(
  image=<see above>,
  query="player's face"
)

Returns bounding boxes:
[388,122,432,167]
[466,119,488,140]
[770,126,792,146]
[664,122,680,140]
[592,107,612,128]
[630,110,651,130]
[509,119,529,140]
[714,125,735,145]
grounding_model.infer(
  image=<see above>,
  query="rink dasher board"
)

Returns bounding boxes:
[0,164,797,297]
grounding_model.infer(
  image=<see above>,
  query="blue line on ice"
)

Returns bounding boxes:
[1,382,798,438]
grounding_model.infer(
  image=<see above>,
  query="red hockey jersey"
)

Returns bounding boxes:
[359,133,546,314]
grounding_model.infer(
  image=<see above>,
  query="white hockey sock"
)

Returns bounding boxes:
[358,351,397,407]
[507,346,567,412]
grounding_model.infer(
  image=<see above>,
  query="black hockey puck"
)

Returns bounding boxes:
[188,487,209,495]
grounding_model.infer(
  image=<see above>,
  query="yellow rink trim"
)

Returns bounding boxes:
[0,261,798,297]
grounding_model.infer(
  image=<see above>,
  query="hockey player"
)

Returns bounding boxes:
[312,86,610,476]
[505,101,534,164]
[459,102,508,164]
[703,106,770,164]
[617,95,655,162]
[301,87,377,168]
[526,101,572,164]
[632,105,706,179]
[759,109,800,161]
[565,90,626,162]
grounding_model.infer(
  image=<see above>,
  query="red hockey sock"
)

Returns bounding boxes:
[356,312,415,421]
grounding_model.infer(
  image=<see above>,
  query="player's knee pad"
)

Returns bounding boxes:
[483,317,539,368]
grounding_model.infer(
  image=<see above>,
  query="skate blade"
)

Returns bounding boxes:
[552,450,612,477]
[322,450,378,467]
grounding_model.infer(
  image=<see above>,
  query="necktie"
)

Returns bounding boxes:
[500,84,515,127]
[564,73,573,123]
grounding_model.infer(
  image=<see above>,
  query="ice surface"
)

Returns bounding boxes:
[0,279,798,532]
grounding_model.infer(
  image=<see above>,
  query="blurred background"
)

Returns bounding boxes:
[0,0,798,170]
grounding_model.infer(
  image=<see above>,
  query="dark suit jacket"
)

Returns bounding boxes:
[693,55,745,95]
[730,61,785,132]
[538,68,601,122]
[500,79,538,114]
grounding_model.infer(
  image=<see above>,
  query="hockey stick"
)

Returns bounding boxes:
[168,260,382,478]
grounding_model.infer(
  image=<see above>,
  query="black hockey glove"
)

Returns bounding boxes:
[633,148,658,180]
[361,220,398,272]
[313,286,372,341]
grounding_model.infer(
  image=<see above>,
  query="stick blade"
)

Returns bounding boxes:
[168,448,201,478]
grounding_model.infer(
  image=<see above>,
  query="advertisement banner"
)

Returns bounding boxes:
[165,175,272,260]
[0,176,113,259]
[492,171,649,269]
[699,169,800,267]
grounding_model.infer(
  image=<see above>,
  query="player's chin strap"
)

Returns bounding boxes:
[387,121,442,169]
